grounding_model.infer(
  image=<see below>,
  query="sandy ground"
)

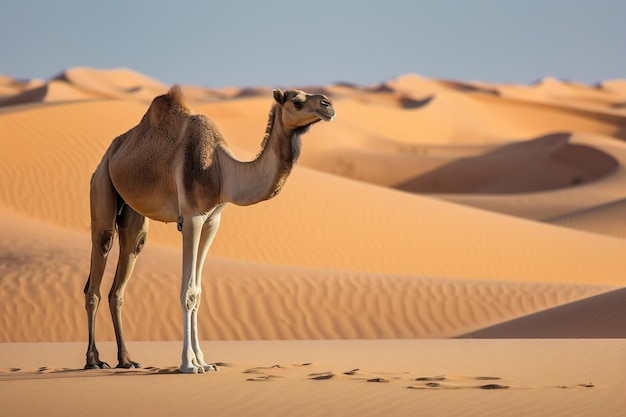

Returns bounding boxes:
[1,340,624,417]
[1,67,625,416]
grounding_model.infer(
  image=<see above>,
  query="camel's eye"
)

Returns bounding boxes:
[292,100,304,110]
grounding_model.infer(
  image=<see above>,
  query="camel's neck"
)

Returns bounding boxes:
[218,105,304,206]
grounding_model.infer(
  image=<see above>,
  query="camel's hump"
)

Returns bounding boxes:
[146,84,192,127]
[167,84,188,108]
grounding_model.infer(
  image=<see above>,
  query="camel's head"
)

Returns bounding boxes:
[273,89,335,129]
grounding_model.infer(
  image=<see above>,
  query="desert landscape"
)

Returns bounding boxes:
[0,67,625,416]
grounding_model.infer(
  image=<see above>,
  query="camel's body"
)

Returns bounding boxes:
[84,86,334,373]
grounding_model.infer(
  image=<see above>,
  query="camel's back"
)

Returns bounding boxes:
[106,86,224,220]
[108,85,194,176]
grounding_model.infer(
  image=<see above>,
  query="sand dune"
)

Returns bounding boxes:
[461,287,626,338]
[0,67,168,107]
[1,67,625,416]
[0,79,107,106]
[0,205,612,343]
[547,198,626,238]
[2,89,624,284]
[394,132,617,194]
[0,74,44,95]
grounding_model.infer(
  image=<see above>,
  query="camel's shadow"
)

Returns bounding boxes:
[0,365,201,381]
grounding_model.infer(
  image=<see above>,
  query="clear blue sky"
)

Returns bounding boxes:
[1,0,624,88]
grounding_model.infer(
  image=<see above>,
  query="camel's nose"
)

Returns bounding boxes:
[322,103,336,121]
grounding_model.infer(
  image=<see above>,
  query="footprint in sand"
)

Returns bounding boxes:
[409,375,509,390]
[246,374,286,382]
[415,376,446,382]
[244,363,312,381]
[309,372,335,381]
[343,369,395,383]
[308,368,402,383]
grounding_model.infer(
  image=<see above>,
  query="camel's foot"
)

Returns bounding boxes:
[180,347,219,374]
[193,350,218,372]
[179,361,219,374]
[84,361,111,370]
[179,363,206,374]
[116,360,141,369]
[202,363,219,372]
[85,348,110,370]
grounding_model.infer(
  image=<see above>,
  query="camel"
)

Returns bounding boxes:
[84,85,335,373]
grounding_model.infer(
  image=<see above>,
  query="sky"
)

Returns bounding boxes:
[1,0,625,88]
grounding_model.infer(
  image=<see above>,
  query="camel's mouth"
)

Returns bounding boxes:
[316,108,336,122]
[315,97,335,122]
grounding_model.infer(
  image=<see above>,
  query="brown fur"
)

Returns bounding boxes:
[147,85,192,127]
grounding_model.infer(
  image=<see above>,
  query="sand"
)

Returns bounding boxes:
[2,340,624,417]
[1,67,625,416]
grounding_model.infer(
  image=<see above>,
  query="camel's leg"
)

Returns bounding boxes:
[109,204,149,368]
[189,211,222,372]
[84,161,117,370]
[179,214,206,373]
[179,206,225,373]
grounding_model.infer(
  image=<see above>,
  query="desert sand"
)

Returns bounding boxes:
[0,67,625,416]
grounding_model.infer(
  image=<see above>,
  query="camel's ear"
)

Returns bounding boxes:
[273,89,285,104]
